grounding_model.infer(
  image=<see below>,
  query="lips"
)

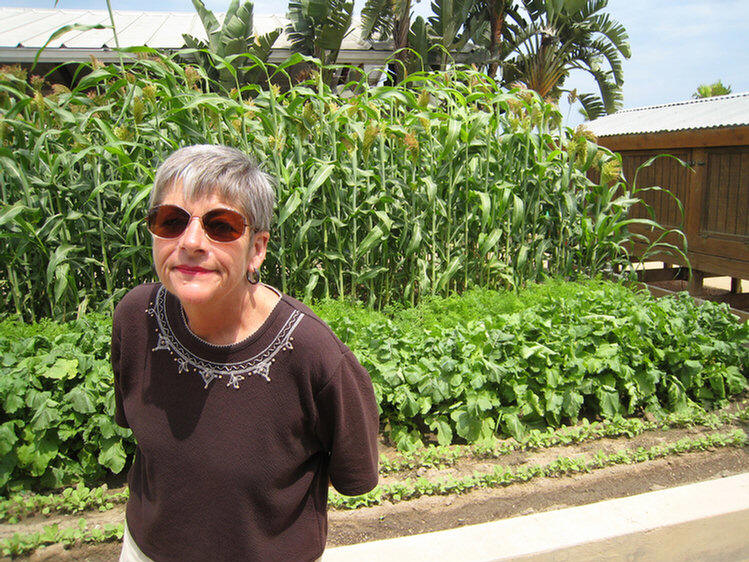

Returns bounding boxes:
[175,265,212,274]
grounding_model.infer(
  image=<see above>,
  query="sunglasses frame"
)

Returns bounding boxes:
[147,204,255,243]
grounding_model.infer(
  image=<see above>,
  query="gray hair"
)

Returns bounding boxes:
[150,145,276,232]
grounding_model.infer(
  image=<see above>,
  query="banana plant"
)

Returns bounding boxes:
[428,0,483,70]
[182,0,281,93]
[286,0,354,83]
[361,0,414,82]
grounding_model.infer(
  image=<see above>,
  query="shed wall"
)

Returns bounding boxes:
[614,145,749,280]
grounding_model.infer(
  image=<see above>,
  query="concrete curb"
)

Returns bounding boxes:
[323,473,749,561]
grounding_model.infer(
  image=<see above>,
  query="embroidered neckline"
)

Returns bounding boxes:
[178,284,283,349]
[146,286,304,390]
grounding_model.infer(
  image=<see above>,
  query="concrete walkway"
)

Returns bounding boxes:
[323,473,749,561]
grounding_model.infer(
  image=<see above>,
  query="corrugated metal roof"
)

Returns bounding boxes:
[0,7,390,62]
[586,92,749,137]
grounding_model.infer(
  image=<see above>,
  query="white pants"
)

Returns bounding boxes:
[119,520,323,561]
[119,522,155,562]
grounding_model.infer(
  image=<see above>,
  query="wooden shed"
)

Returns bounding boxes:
[586,93,749,304]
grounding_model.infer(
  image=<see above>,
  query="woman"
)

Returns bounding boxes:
[111,145,380,561]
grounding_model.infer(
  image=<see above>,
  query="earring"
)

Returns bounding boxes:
[246,268,260,285]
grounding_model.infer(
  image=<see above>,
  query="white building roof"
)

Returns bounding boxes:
[0,7,392,64]
[586,92,749,137]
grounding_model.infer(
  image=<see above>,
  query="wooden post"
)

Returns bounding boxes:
[730,278,742,294]
[688,270,705,295]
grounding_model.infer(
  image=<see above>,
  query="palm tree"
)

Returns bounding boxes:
[182,0,281,93]
[692,80,732,98]
[500,0,630,119]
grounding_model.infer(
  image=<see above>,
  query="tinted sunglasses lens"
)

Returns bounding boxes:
[203,209,246,242]
[148,205,190,238]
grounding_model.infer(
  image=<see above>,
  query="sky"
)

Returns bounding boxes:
[3,0,748,125]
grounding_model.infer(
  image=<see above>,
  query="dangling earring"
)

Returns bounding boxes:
[246,268,260,285]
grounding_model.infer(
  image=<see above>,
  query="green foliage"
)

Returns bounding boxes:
[331,429,747,508]
[380,403,747,473]
[317,280,747,450]
[0,315,133,494]
[1,55,677,321]
[692,80,732,99]
[0,482,128,523]
[0,519,123,558]
[0,281,744,492]
[181,0,281,93]
[286,0,354,68]
[500,0,631,117]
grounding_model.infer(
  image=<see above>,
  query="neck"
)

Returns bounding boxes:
[181,284,274,345]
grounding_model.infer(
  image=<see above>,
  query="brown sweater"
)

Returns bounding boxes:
[111,283,379,561]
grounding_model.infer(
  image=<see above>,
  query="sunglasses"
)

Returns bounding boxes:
[147,204,252,242]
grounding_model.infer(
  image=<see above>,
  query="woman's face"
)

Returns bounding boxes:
[151,184,269,310]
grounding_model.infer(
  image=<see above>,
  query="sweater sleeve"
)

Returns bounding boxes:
[111,303,129,429]
[314,350,379,496]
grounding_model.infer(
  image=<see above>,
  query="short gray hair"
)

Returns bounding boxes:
[150,145,276,232]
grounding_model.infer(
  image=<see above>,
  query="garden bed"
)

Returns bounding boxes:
[1,279,745,558]
[1,400,746,560]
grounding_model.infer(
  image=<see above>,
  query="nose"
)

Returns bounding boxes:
[179,216,208,250]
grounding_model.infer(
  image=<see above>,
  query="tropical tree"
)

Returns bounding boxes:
[465,0,524,78]
[406,16,434,74]
[692,80,732,98]
[427,0,485,70]
[361,0,415,80]
[181,0,281,94]
[500,0,630,119]
[286,0,354,71]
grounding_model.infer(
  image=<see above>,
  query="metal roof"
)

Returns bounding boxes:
[586,92,749,137]
[0,7,392,64]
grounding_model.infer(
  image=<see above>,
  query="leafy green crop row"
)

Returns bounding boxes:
[380,403,748,474]
[0,280,745,493]
[330,429,747,509]
[4,399,744,522]
[321,281,747,450]
[0,518,123,558]
[0,482,128,524]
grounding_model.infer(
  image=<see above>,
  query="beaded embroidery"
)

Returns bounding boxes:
[146,286,304,389]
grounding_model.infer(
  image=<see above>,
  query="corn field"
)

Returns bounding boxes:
[0,51,677,321]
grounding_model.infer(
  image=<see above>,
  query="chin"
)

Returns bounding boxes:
[166,280,220,307]
[176,291,217,307]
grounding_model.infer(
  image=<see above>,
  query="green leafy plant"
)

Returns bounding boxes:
[0,483,128,523]
[0,280,744,493]
[331,429,747,509]
[181,0,281,93]
[380,402,748,473]
[286,0,354,67]
[319,280,747,450]
[692,80,732,99]
[0,314,133,493]
[1,55,681,321]
[0,519,123,557]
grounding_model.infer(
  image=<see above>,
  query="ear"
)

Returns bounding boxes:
[248,230,270,272]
